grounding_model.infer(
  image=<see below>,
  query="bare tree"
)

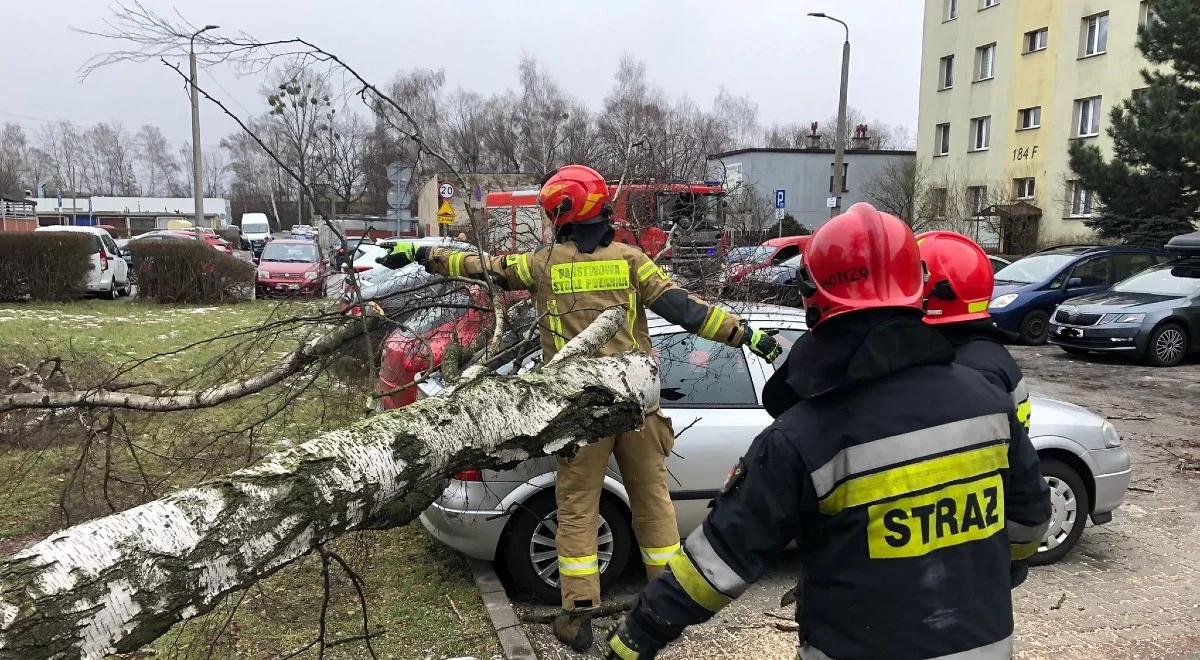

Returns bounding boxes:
[81,122,139,196]
[319,111,368,211]
[37,122,86,199]
[134,124,179,195]
[0,123,31,194]
[864,159,927,226]
[265,66,333,225]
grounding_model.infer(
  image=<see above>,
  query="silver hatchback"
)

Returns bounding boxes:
[419,304,1131,603]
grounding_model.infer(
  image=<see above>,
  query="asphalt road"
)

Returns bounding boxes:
[516,346,1200,659]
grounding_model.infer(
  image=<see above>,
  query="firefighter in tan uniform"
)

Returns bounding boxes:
[379,165,782,651]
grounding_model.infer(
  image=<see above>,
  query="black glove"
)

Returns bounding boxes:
[744,324,783,362]
[375,241,427,269]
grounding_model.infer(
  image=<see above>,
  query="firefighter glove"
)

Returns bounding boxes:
[745,324,783,362]
[604,616,665,660]
[375,241,425,269]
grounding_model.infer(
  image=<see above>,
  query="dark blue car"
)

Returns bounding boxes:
[988,245,1172,344]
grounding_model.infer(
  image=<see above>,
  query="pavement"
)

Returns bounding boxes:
[507,347,1200,659]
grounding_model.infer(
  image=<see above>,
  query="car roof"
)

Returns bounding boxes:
[1034,244,1169,256]
[270,238,315,245]
[34,225,109,235]
[763,235,810,248]
[647,302,808,332]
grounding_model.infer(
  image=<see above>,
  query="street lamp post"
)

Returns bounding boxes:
[189,25,219,239]
[808,12,850,218]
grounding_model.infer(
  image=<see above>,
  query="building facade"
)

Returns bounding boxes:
[917,0,1154,248]
[707,147,916,231]
[32,196,232,237]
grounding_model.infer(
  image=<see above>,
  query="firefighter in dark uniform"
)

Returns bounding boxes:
[918,231,1032,429]
[604,203,1052,660]
[377,164,782,651]
[917,230,1040,585]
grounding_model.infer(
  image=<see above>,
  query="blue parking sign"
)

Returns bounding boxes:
[775,189,786,209]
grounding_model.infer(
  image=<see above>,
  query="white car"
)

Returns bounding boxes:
[34,226,130,299]
[418,304,1133,603]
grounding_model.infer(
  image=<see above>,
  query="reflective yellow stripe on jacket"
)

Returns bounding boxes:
[505,253,535,288]
[699,307,728,341]
[545,298,566,351]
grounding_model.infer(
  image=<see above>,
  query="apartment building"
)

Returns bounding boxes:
[916,0,1156,249]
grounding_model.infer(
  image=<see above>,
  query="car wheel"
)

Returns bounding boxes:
[1143,323,1188,367]
[500,491,632,605]
[106,278,119,300]
[1031,459,1090,566]
[1019,310,1050,345]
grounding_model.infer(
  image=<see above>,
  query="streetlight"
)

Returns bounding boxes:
[808,12,850,218]
[189,24,219,239]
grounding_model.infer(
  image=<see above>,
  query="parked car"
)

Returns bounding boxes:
[289,224,317,239]
[721,235,810,289]
[1049,251,1200,366]
[988,255,1011,273]
[119,230,230,266]
[255,239,329,296]
[989,245,1171,344]
[415,303,1131,602]
[240,213,273,257]
[377,289,534,407]
[740,254,803,305]
[339,237,472,306]
[34,226,131,299]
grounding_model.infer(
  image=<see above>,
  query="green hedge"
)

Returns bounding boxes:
[0,232,93,301]
[131,239,255,304]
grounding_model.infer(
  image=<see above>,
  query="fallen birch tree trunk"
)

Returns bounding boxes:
[0,309,656,660]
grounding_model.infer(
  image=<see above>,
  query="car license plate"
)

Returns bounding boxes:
[1059,327,1084,338]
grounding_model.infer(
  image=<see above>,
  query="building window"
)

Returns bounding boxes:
[1081,12,1109,57]
[975,44,997,81]
[1068,181,1096,217]
[931,188,949,218]
[981,0,1000,9]
[935,123,951,156]
[1014,177,1036,200]
[939,55,955,89]
[1075,96,1102,137]
[828,163,850,193]
[969,116,991,151]
[968,186,989,214]
[1017,106,1042,130]
[945,0,959,21]
[1024,27,1049,53]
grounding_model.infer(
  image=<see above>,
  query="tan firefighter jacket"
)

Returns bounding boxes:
[423,240,747,362]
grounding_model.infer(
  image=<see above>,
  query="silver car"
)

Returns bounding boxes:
[419,304,1132,603]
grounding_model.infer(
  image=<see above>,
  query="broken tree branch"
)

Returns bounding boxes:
[0,312,657,660]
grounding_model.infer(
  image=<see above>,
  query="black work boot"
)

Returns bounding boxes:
[552,609,595,652]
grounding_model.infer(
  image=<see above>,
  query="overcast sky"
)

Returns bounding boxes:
[1,1,923,150]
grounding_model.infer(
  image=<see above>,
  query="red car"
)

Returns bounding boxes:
[378,288,530,409]
[723,235,811,285]
[256,239,328,296]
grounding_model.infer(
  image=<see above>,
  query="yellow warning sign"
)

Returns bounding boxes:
[437,199,456,225]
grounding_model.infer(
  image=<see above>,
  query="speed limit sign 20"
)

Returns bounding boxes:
[438,182,456,199]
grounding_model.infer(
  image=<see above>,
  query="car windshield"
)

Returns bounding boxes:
[243,222,269,234]
[1112,263,1200,296]
[726,246,770,264]
[261,243,318,263]
[994,254,1076,284]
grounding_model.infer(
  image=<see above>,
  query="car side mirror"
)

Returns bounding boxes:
[1066,277,1083,288]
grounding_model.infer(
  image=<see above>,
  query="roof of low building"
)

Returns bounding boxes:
[709,147,917,158]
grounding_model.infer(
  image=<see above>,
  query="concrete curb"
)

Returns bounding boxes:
[469,559,537,660]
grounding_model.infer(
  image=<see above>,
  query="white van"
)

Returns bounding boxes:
[34,226,130,299]
[240,213,273,257]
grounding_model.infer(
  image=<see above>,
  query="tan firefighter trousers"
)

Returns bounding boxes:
[555,411,680,610]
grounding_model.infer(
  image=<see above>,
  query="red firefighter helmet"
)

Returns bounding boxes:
[917,230,994,325]
[795,203,925,327]
[537,164,609,226]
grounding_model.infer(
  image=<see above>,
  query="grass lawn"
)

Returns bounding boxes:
[0,298,500,659]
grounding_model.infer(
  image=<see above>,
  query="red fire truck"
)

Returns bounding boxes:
[483,181,728,264]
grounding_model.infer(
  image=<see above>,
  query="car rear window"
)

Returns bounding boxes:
[1112,264,1200,296]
